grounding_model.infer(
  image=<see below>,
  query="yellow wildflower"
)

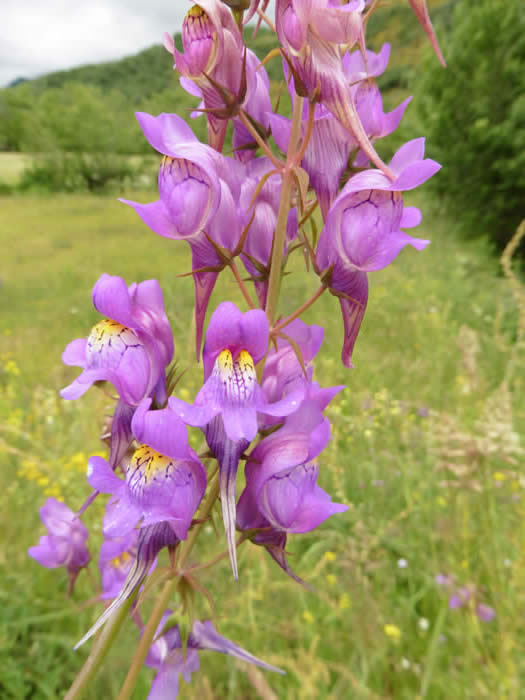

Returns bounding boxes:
[384,624,401,641]
[339,593,351,610]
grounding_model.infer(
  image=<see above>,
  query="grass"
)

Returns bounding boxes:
[1,188,524,699]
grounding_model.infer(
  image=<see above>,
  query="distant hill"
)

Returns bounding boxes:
[7,78,28,89]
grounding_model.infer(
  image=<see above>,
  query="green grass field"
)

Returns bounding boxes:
[1,187,524,699]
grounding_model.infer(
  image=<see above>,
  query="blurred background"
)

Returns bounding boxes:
[1,0,524,698]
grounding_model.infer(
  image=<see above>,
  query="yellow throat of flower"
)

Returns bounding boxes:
[129,444,172,484]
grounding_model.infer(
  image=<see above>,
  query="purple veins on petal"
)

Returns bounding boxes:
[75,522,178,649]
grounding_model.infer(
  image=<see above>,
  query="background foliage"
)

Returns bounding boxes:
[417,0,525,252]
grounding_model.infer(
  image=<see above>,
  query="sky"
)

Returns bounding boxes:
[0,0,193,87]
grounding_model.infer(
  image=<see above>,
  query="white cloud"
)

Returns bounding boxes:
[0,0,189,86]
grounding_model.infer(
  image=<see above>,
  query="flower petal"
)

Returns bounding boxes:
[92,274,134,327]
[120,199,180,240]
[132,400,190,462]
[191,620,284,673]
[87,456,123,494]
[62,338,87,367]
[135,112,198,155]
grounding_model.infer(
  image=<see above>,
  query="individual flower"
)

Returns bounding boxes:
[145,618,283,699]
[316,138,441,367]
[476,603,496,623]
[170,301,302,445]
[170,302,303,578]
[237,394,346,582]
[76,522,178,649]
[87,399,206,540]
[99,527,138,600]
[121,112,243,356]
[29,498,89,591]
[260,319,325,423]
[61,274,173,406]
[164,0,244,150]
[275,0,394,178]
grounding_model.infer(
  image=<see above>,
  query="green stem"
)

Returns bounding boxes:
[273,285,326,333]
[64,592,137,700]
[265,95,305,325]
[230,260,256,309]
[117,473,220,700]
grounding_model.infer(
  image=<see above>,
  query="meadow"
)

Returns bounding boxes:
[1,176,524,699]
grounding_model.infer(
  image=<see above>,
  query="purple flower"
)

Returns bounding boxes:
[170,302,301,443]
[170,302,302,578]
[99,527,138,600]
[316,138,440,367]
[448,586,472,609]
[121,112,244,357]
[259,319,344,434]
[237,395,346,582]
[29,498,89,589]
[164,0,244,150]
[435,573,496,623]
[87,399,206,540]
[238,399,346,534]
[476,603,496,623]
[76,522,178,649]
[261,319,324,411]
[61,274,173,405]
[145,618,283,699]
[275,0,395,178]
[435,573,455,586]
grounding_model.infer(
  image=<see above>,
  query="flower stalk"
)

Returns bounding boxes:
[265,95,305,324]
[30,3,445,697]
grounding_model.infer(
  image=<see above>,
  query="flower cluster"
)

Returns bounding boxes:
[435,574,496,622]
[29,0,445,696]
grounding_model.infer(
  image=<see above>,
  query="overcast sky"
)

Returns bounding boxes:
[0,1,196,87]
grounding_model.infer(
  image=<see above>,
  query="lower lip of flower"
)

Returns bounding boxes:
[127,445,173,486]
[86,319,140,368]
[216,349,256,403]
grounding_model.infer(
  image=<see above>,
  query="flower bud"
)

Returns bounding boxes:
[181,4,217,75]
